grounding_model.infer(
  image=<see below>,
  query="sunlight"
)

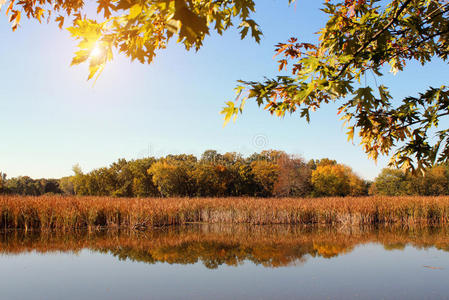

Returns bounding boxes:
[90,44,103,58]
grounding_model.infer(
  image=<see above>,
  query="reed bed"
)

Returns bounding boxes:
[1,195,449,230]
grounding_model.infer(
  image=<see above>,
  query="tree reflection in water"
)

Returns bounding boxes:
[1,224,449,269]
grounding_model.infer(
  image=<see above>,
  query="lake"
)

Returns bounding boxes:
[0,224,448,300]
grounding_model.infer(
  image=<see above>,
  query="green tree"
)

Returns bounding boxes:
[5,176,42,196]
[69,158,159,197]
[370,168,410,196]
[108,159,134,197]
[71,164,90,196]
[128,158,159,197]
[59,176,75,195]
[372,165,449,196]
[233,162,257,196]
[86,167,117,196]
[38,178,61,194]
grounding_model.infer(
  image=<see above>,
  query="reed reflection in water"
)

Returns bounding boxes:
[0,225,449,300]
[1,224,449,268]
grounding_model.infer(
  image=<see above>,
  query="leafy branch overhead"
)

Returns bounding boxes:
[222,0,449,174]
[1,0,263,79]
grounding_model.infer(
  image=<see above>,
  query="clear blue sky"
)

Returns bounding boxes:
[1,1,448,180]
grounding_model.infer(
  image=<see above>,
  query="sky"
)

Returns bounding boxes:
[1,0,448,180]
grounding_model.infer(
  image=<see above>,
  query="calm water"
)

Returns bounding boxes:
[1,225,449,300]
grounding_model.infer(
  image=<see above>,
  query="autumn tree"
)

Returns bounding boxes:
[148,155,197,197]
[250,160,279,197]
[191,162,228,196]
[233,162,257,195]
[271,153,312,197]
[417,165,449,195]
[199,151,258,196]
[312,164,350,197]
[311,163,367,197]
[349,172,369,196]
[222,0,449,173]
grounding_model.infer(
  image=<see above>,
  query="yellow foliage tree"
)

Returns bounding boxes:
[250,160,280,197]
[311,164,366,197]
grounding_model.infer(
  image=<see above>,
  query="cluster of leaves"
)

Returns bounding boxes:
[223,0,449,173]
[0,0,83,31]
[1,0,264,80]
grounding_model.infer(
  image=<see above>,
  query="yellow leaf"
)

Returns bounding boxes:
[129,4,142,19]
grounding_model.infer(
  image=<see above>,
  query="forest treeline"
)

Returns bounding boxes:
[0,150,448,198]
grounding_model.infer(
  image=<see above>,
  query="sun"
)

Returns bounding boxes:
[90,44,103,58]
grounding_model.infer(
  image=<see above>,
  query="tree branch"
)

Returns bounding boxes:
[334,0,413,79]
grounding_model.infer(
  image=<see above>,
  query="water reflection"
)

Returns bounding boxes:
[1,224,449,268]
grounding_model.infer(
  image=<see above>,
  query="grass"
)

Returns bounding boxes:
[1,195,449,230]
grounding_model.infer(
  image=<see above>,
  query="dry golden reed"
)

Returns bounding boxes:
[1,195,449,230]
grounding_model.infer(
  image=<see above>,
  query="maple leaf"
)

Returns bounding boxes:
[97,0,114,19]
